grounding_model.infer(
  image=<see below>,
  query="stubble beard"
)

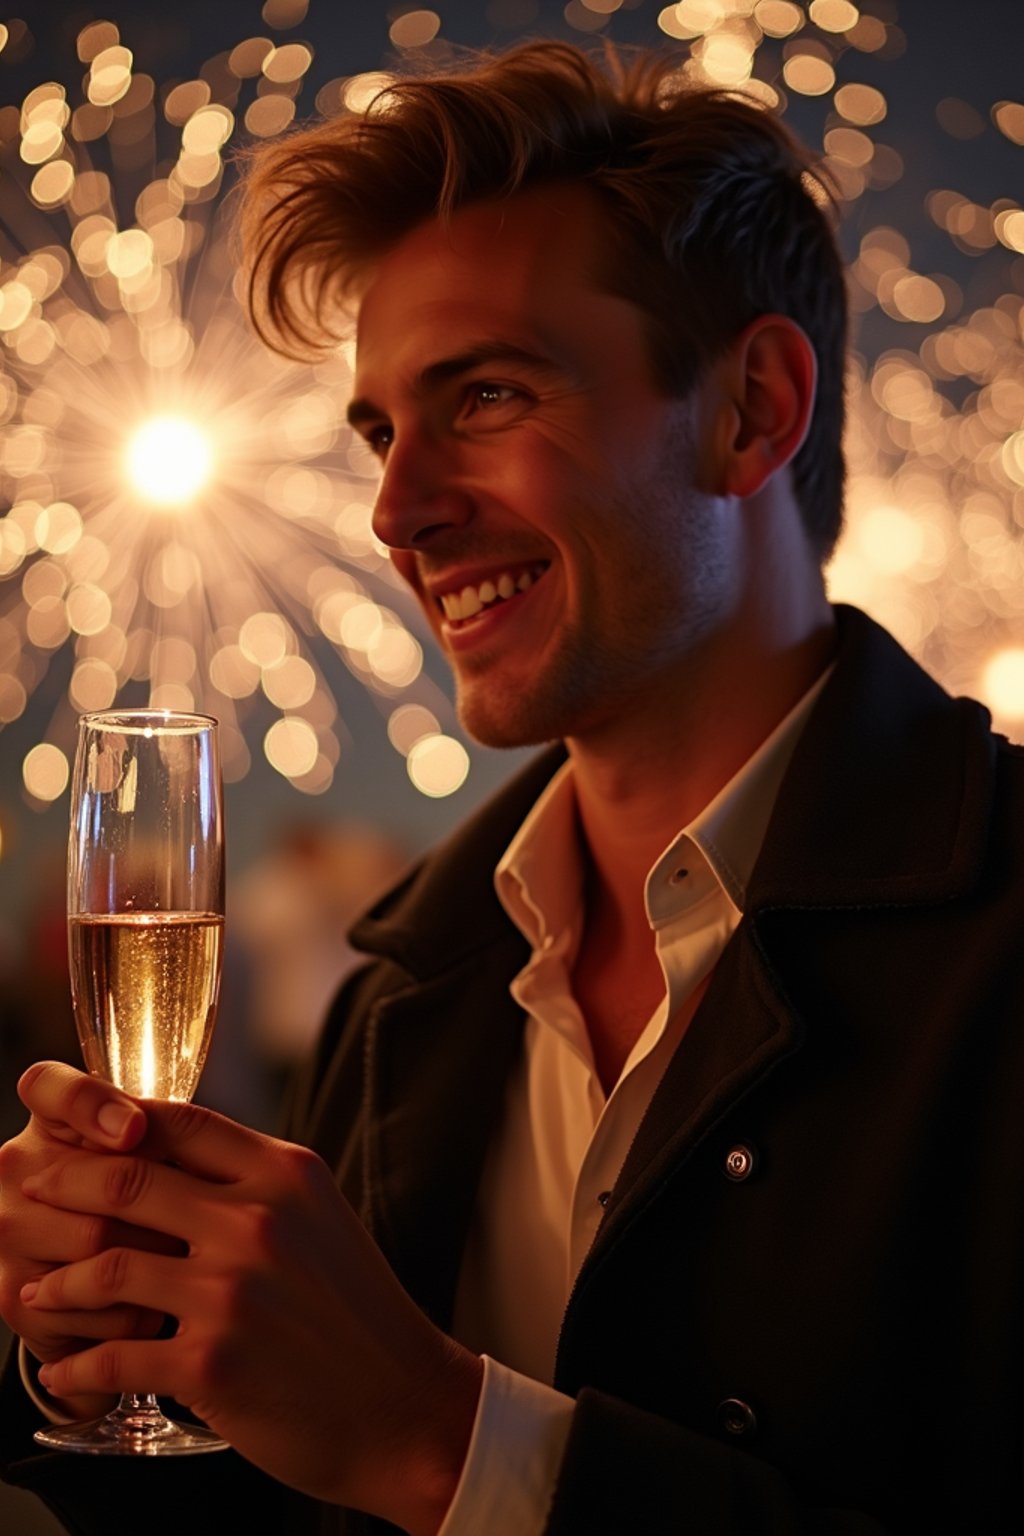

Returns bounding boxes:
[451,625,612,750]
[450,521,734,754]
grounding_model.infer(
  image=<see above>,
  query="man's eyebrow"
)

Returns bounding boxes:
[346,341,563,428]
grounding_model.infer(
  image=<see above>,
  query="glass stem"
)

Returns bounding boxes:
[110,1392,170,1432]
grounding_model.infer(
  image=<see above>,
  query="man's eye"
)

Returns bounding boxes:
[458,382,525,423]
[474,383,515,407]
[365,425,393,457]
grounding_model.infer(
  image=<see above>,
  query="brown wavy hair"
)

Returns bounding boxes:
[239,42,848,558]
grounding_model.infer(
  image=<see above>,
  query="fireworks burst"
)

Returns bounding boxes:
[0,3,469,814]
[0,0,1022,836]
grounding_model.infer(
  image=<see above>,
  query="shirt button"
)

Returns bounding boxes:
[597,1190,612,1208]
[717,1398,757,1437]
[723,1144,757,1181]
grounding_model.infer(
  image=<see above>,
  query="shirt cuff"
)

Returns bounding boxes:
[18,1340,77,1425]
[439,1355,574,1536]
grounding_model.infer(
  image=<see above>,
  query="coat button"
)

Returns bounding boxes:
[723,1144,756,1181]
[717,1397,757,1437]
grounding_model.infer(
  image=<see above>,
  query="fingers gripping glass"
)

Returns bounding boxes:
[34,711,228,1456]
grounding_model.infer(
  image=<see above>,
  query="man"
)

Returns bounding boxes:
[1,41,1022,1535]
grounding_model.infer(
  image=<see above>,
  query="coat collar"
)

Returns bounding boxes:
[746,604,996,912]
[351,605,997,978]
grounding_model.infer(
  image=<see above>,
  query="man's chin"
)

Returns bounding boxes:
[454,688,560,753]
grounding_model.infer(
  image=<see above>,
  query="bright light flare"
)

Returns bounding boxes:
[125,415,215,506]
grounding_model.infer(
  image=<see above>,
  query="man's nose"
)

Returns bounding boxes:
[370,430,471,552]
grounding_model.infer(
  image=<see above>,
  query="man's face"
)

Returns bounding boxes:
[351,183,739,750]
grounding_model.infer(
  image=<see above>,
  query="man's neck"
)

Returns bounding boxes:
[566,608,837,941]
[565,605,836,1092]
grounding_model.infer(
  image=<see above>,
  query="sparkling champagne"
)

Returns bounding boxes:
[69,912,223,1102]
[38,710,230,1456]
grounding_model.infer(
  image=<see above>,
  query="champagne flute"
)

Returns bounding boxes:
[34,709,228,1455]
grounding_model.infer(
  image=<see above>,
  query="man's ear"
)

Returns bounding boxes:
[711,315,818,499]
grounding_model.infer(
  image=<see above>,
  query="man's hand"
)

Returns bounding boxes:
[15,1063,483,1535]
[0,1062,170,1420]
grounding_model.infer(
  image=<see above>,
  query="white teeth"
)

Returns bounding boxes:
[440,566,544,623]
[460,585,482,618]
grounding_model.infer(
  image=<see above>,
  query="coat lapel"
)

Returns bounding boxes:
[562,914,800,1342]
[348,746,564,1324]
[360,933,527,1327]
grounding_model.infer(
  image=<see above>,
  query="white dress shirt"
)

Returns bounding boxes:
[441,671,830,1535]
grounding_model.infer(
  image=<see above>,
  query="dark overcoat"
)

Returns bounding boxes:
[3,606,1023,1534]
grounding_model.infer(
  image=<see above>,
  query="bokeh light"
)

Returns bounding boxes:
[981,648,1024,721]
[407,734,471,797]
[22,741,69,801]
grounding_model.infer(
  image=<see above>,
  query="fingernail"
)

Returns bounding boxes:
[37,1364,53,1387]
[98,1101,137,1139]
[20,1281,39,1303]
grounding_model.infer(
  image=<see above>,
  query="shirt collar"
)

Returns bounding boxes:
[495,759,580,952]
[495,667,832,947]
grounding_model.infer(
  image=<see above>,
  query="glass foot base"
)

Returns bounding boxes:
[34,1400,228,1456]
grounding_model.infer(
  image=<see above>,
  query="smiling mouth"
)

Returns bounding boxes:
[438,563,548,623]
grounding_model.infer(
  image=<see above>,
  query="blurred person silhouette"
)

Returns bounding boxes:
[230,820,408,1079]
